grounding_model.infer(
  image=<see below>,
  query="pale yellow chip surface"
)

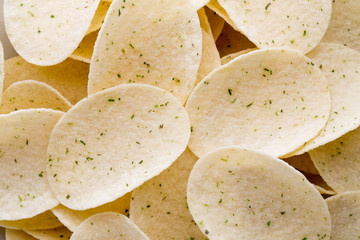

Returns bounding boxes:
[288,43,360,156]
[25,227,72,240]
[196,29,220,86]
[206,0,237,31]
[47,84,190,210]
[221,48,257,65]
[322,0,360,52]
[5,229,37,240]
[52,193,131,232]
[70,212,149,240]
[0,109,63,220]
[86,1,111,35]
[4,0,101,65]
[0,211,62,231]
[4,57,89,104]
[130,148,207,240]
[187,147,331,240]
[218,0,331,54]
[282,153,319,175]
[326,191,360,240]
[70,31,98,64]
[88,0,202,104]
[309,126,360,193]
[204,7,225,41]
[0,80,72,114]
[186,48,330,158]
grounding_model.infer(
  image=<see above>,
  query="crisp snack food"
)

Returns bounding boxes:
[187,147,331,239]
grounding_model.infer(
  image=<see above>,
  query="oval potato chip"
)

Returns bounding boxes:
[4,0,101,66]
[88,0,202,104]
[0,80,72,114]
[47,84,190,210]
[287,43,360,156]
[187,147,331,240]
[309,126,360,193]
[5,229,37,240]
[0,109,63,221]
[217,0,331,53]
[186,48,330,158]
[25,227,72,240]
[326,191,360,240]
[52,193,131,232]
[130,148,207,240]
[70,212,149,240]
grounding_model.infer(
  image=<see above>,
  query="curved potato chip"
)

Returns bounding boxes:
[0,109,63,221]
[217,0,331,54]
[204,7,225,41]
[130,148,207,240]
[187,147,331,240]
[5,229,36,240]
[70,212,149,240]
[196,29,220,85]
[215,23,256,58]
[88,0,202,104]
[86,1,111,35]
[206,0,237,31]
[287,43,360,156]
[4,57,88,104]
[322,0,360,52]
[309,126,360,193]
[0,211,62,231]
[221,48,257,65]
[52,193,131,232]
[4,0,101,65]
[0,80,72,114]
[47,84,190,210]
[326,191,360,240]
[25,227,72,240]
[282,153,319,175]
[70,31,98,64]
[186,48,330,158]
[0,42,3,105]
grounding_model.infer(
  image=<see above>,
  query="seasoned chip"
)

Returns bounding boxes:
[70,212,149,240]
[52,193,131,232]
[88,0,202,104]
[204,7,225,41]
[5,229,37,240]
[25,226,72,240]
[326,191,360,240]
[0,80,72,114]
[187,147,331,240]
[309,126,360,193]
[0,211,62,231]
[0,109,63,220]
[217,0,331,53]
[4,57,88,104]
[131,148,207,240]
[70,31,98,64]
[4,0,101,65]
[287,43,360,156]
[47,84,190,210]
[186,48,330,157]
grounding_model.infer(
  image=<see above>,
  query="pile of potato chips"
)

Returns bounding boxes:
[1,0,360,239]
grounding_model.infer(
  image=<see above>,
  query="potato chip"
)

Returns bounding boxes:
[309,126,360,193]
[25,227,72,240]
[187,147,331,240]
[220,48,257,65]
[196,29,220,86]
[322,0,360,52]
[282,153,319,175]
[88,0,202,104]
[4,0,101,65]
[70,212,149,240]
[4,57,88,104]
[204,7,225,41]
[198,8,212,36]
[52,193,131,232]
[5,229,36,240]
[186,48,330,158]
[0,211,62,231]
[191,0,210,11]
[70,31,98,64]
[217,0,331,54]
[130,148,207,240]
[286,43,360,156]
[47,84,190,210]
[86,1,111,35]
[326,191,360,240]
[206,0,237,31]
[0,42,4,105]
[0,80,72,114]
[216,23,256,58]
[0,109,63,221]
